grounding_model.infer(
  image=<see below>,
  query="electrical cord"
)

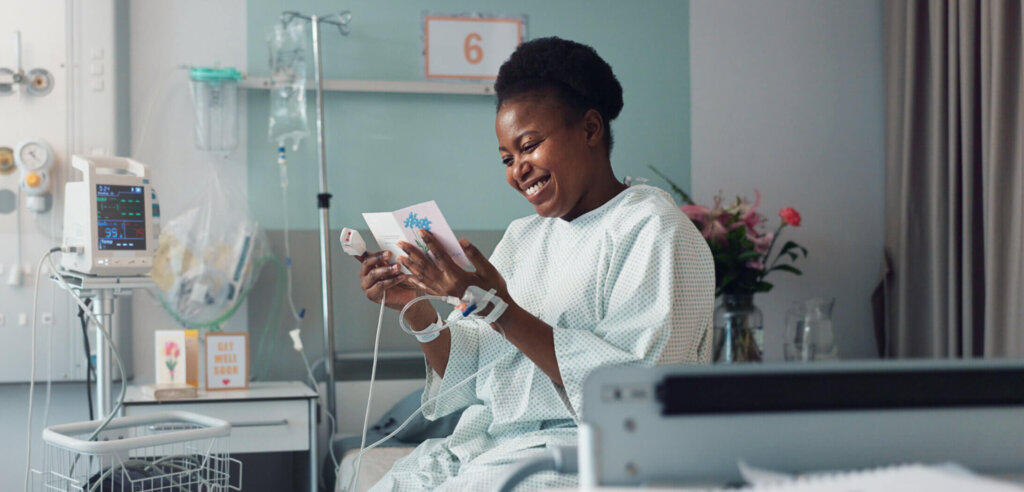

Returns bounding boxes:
[296,346,341,475]
[291,325,341,490]
[341,357,501,492]
[40,250,131,487]
[41,272,55,430]
[25,248,125,489]
[24,248,55,492]
[350,291,387,490]
[45,252,129,440]
[340,287,509,492]
[78,299,95,420]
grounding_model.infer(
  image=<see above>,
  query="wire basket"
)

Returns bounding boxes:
[33,410,242,492]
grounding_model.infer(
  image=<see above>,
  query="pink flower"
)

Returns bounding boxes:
[681,204,710,225]
[749,231,774,254]
[704,219,728,243]
[780,207,801,226]
[173,347,180,358]
[715,209,734,225]
[746,260,765,271]
[164,341,178,356]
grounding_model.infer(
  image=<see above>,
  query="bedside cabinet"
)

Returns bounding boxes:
[123,381,319,492]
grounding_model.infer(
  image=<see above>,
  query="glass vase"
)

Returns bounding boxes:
[713,294,764,363]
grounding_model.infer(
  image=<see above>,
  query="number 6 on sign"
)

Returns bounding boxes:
[424,15,525,80]
[464,33,483,64]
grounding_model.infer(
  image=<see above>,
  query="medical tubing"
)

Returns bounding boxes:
[398,294,462,338]
[249,255,286,380]
[158,255,278,331]
[45,254,129,444]
[42,277,55,430]
[24,249,53,492]
[342,357,500,492]
[132,65,189,158]
[280,154,302,322]
[297,347,340,474]
[352,291,387,489]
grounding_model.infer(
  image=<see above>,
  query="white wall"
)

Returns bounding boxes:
[690,0,885,360]
[128,0,249,384]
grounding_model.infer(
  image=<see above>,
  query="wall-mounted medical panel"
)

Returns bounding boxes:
[0,0,131,383]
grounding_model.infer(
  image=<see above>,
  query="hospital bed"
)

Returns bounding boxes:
[496,359,1024,490]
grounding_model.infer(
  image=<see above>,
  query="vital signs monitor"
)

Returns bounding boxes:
[61,155,158,276]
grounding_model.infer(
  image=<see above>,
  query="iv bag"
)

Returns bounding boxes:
[267,22,309,151]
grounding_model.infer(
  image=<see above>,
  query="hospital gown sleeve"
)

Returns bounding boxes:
[420,317,488,420]
[551,212,714,416]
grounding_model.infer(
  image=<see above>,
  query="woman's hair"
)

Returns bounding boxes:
[495,37,623,154]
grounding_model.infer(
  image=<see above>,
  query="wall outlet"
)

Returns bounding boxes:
[41,312,54,324]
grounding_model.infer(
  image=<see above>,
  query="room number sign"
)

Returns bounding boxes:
[424,15,525,80]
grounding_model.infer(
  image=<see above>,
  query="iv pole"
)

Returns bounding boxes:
[280,10,352,427]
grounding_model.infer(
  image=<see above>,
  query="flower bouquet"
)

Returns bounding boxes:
[649,166,807,361]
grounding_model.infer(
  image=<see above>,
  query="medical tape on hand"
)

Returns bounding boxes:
[414,313,444,343]
[482,302,507,325]
[480,290,508,326]
[479,288,496,308]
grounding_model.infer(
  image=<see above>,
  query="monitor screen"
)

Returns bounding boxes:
[96,184,146,251]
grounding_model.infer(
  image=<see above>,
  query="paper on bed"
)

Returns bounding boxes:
[362,200,470,270]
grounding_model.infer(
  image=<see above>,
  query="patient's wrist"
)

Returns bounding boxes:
[404,302,439,332]
[491,301,523,334]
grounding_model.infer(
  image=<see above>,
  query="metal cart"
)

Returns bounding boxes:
[33,410,241,491]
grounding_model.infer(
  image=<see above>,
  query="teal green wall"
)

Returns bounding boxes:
[247,0,690,230]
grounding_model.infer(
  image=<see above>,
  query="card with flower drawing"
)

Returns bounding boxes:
[362,200,469,270]
[154,330,187,385]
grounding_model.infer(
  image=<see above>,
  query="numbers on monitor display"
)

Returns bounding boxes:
[95,184,147,251]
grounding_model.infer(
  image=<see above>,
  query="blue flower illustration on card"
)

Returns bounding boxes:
[403,213,433,253]
[403,212,432,231]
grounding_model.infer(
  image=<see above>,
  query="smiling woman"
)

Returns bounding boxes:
[353,37,715,492]
[495,38,626,221]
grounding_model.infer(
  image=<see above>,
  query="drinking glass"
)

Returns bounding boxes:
[784,298,836,361]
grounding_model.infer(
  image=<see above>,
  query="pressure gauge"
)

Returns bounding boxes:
[15,138,54,172]
[0,147,14,175]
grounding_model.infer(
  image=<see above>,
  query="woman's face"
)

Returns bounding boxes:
[497,94,598,220]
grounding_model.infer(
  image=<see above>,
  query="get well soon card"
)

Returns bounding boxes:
[363,200,469,269]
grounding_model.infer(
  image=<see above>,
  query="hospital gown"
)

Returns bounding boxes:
[366,185,715,491]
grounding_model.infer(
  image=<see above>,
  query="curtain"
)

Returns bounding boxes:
[883,0,1023,358]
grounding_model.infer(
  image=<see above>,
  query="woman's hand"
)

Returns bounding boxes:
[398,230,513,311]
[356,250,421,311]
